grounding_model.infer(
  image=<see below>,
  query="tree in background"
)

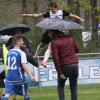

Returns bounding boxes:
[56,0,100,52]
[1,0,99,54]
[90,0,99,52]
[22,0,27,24]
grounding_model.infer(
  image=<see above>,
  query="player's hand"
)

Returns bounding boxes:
[33,56,38,60]
[41,61,48,67]
[80,18,85,22]
[60,74,66,80]
[30,76,36,82]
[22,14,27,16]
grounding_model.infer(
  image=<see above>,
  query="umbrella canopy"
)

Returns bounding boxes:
[0,24,31,35]
[36,18,83,31]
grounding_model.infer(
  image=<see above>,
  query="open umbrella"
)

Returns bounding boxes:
[0,24,31,35]
[36,18,83,31]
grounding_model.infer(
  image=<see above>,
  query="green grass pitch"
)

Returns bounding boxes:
[0,84,100,100]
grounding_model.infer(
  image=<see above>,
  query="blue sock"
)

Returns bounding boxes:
[2,97,8,100]
[0,97,1,100]
[0,96,3,100]
[24,96,31,100]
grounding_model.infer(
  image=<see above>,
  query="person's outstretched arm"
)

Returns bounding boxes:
[22,13,43,17]
[69,13,85,22]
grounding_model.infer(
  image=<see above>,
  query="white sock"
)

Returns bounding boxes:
[34,47,43,56]
[43,49,51,62]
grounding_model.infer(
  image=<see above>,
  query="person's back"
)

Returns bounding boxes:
[3,35,35,100]
[6,48,25,83]
[51,35,79,66]
[50,32,79,100]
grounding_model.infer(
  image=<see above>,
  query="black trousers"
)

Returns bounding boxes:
[57,64,78,100]
[0,71,5,88]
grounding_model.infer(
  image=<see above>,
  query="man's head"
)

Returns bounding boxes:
[47,30,64,40]
[49,2,58,14]
[12,35,24,48]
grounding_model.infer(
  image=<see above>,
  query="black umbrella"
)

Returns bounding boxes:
[0,24,31,35]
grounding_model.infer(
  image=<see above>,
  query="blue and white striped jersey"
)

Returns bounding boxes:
[5,48,27,84]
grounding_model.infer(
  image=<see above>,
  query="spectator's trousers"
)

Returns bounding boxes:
[57,63,78,100]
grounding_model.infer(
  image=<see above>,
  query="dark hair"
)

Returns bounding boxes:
[48,30,64,40]
[49,2,58,8]
[48,30,63,34]
[12,35,23,45]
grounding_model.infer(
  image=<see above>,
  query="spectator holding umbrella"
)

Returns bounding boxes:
[0,24,38,100]
[6,33,39,68]
[48,30,79,100]
[0,24,39,67]
[22,2,84,67]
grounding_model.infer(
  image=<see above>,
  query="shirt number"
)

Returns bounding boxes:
[8,56,17,70]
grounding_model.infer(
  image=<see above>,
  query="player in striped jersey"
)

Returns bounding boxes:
[3,35,36,100]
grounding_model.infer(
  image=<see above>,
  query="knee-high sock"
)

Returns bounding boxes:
[24,94,31,100]
[43,49,51,62]
[2,97,8,100]
[34,47,43,57]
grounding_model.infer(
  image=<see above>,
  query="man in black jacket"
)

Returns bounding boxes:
[6,31,38,67]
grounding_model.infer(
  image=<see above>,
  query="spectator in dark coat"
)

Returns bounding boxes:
[48,30,79,100]
[6,31,38,67]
